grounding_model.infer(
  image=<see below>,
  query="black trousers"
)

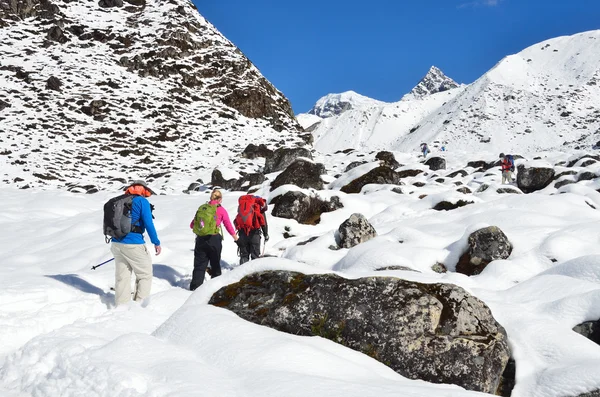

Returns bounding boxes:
[238,230,261,265]
[190,234,222,291]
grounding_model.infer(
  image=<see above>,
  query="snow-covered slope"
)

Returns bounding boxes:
[0,0,304,193]
[310,31,600,155]
[311,87,462,152]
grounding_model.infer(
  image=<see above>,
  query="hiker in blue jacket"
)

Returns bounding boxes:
[421,143,430,158]
[111,180,161,306]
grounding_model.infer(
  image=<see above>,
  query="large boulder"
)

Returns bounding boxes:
[340,166,399,193]
[271,191,343,225]
[456,226,513,276]
[210,271,510,394]
[264,147,312,174]
[241,143,273,159]
[424,156,446,171]
[375,151,400,168]
[337,213,377,248]
[270,159,325,191]
[516,164,555,193]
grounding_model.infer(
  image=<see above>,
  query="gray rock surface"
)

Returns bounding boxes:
[209,270,510,394]
[456,226,513,276]
[337,213,377,248]
[269,159,325,191]
[271,191,343,225]
[264,147,312,174]
[516,164,555,193]
[340,166,399,193]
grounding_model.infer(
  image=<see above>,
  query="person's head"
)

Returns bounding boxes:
[210,189,223,202]
[125,180,155,197]
[499,152,505,159]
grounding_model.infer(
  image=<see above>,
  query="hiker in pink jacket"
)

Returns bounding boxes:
[189,189,238,290]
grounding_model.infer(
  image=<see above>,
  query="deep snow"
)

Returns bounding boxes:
[1,148,600,396]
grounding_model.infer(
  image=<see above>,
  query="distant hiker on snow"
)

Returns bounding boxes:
[234,195,269,265]
[420,143,430,158]
[189,189,238,290]
[103,180,161,306]
[500,153,515,184]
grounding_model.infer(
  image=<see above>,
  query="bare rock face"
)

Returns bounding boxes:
[340,166,399,194]
[337,213,377,248]
[264,147,312,174]
[456,226,513,276]
[209,271,510,394]
[269,159,325,191]
[271,191,342,225]
[516,164,555,193]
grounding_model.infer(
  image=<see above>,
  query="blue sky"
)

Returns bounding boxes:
[195,0,600,114]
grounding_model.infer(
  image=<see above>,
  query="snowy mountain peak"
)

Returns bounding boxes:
[407,65,459,99]
[307,90,383,118]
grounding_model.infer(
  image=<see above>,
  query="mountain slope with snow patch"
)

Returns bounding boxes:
[0,0,304,193]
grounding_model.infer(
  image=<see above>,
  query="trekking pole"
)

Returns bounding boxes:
[91,258,114,270]
[261,239,266,257]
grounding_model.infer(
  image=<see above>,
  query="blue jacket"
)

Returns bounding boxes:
[112,195,160,246]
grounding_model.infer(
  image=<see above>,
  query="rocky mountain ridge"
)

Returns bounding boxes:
[0,0,304,192]
[404,65,460,99]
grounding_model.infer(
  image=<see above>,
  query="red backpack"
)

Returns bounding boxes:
[234,195,266,234]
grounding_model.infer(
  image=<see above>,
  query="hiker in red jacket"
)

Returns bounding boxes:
[234,195,269,264]
[500,153,514,184]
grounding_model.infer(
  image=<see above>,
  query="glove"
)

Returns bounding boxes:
[264,234,269,242]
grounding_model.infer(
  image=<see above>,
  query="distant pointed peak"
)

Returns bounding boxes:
[407,66,459,99]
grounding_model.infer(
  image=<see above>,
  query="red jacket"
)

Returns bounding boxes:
[501,159,512,171]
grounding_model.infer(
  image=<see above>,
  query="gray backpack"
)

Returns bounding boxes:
[103,194,141,242]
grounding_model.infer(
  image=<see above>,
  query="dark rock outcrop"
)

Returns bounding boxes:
[375,151,400,168]
[467,160,492,170]
[270,159,325,191]
[456,226,513,276]
[516,164,555,193]
[344,160,367,172]
[211,169,265,192]
[337,213,377,248]
[340,166,399,194]
[46,76,62,91]
[209,271,510,394]
[424,156,446,171]
[271,191,342,225]
[397,168,424,179]
[573,320,600,345]
[447,169,468,178]
[241,143,273,159]
[98,0,123,7]
[432,199,473,211]
[264,147,312,174]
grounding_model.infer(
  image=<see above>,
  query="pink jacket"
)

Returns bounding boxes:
[190,200,236,236]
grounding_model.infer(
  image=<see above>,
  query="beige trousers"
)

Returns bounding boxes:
[111,242,153,306]
[502,170,513,184]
